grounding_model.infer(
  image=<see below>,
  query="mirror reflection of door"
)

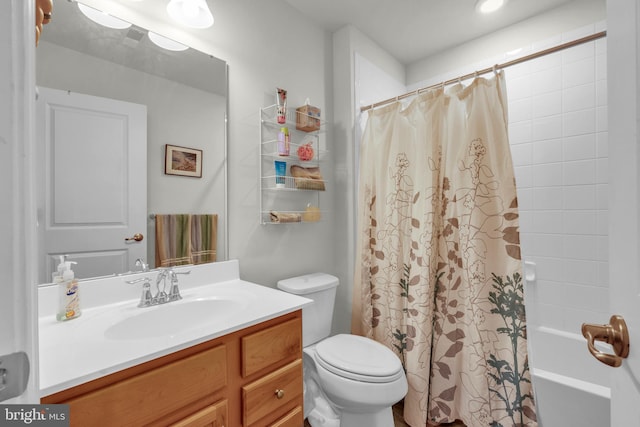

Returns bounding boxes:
[36,87,147,282]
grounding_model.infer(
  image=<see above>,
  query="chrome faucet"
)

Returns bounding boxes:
[126,268,190,308]
[135,258,149,272]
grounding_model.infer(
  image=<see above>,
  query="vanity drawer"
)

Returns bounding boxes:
[242,318,301,377]
[242,359,303,426]
[64,344,227,426]
[269,406,304,427]
[170,399,228,427]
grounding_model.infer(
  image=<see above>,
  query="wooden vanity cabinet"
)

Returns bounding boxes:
[41,310,303,427]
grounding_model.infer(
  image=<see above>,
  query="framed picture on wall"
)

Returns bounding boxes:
[165,144,203,178]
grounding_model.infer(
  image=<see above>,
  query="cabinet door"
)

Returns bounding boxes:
[170,399,228,427]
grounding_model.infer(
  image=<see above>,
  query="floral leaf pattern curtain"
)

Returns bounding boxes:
[353,72,536,427]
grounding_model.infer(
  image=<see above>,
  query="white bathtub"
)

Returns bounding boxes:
[529,326,611,427]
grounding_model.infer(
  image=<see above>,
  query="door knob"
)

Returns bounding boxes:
[581,315,630,368]
[125,233,144,242]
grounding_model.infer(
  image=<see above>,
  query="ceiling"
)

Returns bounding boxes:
[283,0,575,65]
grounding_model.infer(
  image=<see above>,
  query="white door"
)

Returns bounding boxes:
[603,0,640,424]
[36,87,147,282]
[0,0,39,404]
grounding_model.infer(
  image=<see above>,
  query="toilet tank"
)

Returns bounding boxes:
[277,273,339,347]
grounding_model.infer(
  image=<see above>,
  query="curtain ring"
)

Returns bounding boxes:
[493,64,498,75]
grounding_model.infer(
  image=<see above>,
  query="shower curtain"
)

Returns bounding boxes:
[353,72,536,427]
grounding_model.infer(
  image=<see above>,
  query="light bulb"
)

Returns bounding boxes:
[167,0,214,29]
[476,0,506,14]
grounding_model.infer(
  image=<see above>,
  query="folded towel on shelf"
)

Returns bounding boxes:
[270,211,302,223]
[290,165,325,191]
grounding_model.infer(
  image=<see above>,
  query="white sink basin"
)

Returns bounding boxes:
[104,297,246,340]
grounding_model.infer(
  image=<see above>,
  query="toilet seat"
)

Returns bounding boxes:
[314,334,404,383]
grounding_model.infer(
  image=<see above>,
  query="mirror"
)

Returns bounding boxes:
[35,0,227,283]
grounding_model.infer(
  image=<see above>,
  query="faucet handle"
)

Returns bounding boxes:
[167,270,189,302]
[126,277,154,308]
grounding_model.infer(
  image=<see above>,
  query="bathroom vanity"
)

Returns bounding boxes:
[38,260,310,426]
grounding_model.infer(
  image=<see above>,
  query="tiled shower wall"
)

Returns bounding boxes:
[506,24,609,334]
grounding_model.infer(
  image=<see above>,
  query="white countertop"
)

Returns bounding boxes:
[38,260,311,397]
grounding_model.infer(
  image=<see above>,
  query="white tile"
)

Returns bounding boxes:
[534,257,565,281]
[509,98,533,123]
[563,83,595,113]
[563,109,596,137]
[510,142,533,166]
[519,211,534,232]
[533,115,562,141]
[536,279,568,305]
[535,303,565,329]
[596,184,608,209]
[595,53,607,81]
[514,165,533,188]
[596,235,609,262]
[533,91,562,118]
[563,160,596,185]
[505,60,532,79]
[596,132,608,158]
[533,164,562,187]
[596,105,608,132]
[563,211,597,235]
[597,262,609,287]
[563,284,608,311]
[508,121,532,144]
[562,42,595,65]
[563,57,595,88]
[533,187,563,209]
[596,210,608,236]
[595,79,607,107]
[595,36,607,54]
[563,134,596,161]
[517,187,533,210]
[532,34,563,52]
[532,211,564,234]
[562,24,596,44]
[564,235,597,260]
[562,258,598,285]
[533,138,562,164]
[596,158,608,184]
[530,50,562,73]
[531,233,564,257]
[531,67,563,95]
[563,185,596,210]
[507,74,533,100]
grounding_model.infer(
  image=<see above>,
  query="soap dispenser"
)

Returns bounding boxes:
[56,256,81,321]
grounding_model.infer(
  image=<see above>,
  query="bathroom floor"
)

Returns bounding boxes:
[303,402,467,427]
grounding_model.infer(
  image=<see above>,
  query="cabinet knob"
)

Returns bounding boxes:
[274,389,285,399]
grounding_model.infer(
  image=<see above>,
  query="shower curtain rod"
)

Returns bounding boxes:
[361,30,607,112]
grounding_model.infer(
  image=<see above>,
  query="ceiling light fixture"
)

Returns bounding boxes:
[77,3,132,29]
[148,31,189,51]
[166,0,214,29]
[476,0,506,14]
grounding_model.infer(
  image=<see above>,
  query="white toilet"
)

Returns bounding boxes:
[277,273,408,427]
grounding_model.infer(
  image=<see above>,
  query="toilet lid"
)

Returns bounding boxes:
[314,334,404,383]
